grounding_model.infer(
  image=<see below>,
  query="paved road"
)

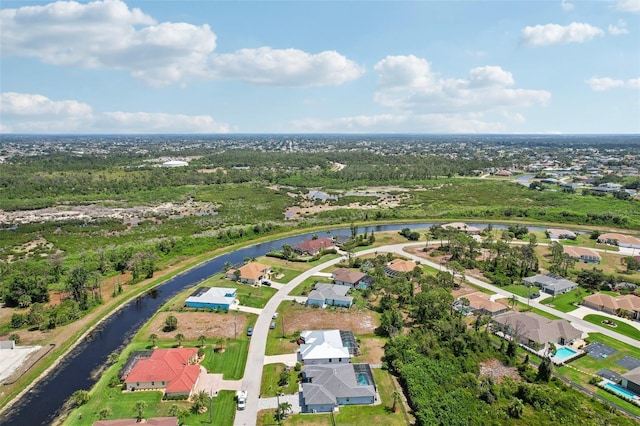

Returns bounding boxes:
[232,241,640,425]
[233,256,345,425]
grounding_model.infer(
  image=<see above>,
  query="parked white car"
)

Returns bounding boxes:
[236,390,247,410]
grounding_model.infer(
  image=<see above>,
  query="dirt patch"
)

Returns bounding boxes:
[479,359,520,383]
[280,303,379,336]
[147,311,250,341]
[356,337,386,364]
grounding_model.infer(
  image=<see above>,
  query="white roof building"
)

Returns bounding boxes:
[298,330,351,365]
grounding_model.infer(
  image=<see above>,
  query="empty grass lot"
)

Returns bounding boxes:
[582,315,640,341]
[200,339,249,380]
[260,363,300,397]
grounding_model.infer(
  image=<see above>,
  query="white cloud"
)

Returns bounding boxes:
[0,92,230,133]
[1,0,363,87]
[520,22,604,47]
[208,47,364,87]
[561,0,575,11]
[587,77,640,91]
[1,92,92,117]
[289,113,508,133]
[608,20,629,35]
[372,55,550,112]
[616,0,640,13]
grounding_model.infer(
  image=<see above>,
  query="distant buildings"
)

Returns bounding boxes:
[546,228,577,240]
[162,160,188,167]
[442,222,482,235]
[294,238,335,256]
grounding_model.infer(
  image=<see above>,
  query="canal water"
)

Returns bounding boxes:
[0,222,536,424]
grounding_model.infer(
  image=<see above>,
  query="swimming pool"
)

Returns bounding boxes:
[555,347,578,361]
[357,373,371,386]
[605,382,637,399]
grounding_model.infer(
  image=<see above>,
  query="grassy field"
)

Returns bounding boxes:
[503,284,535,298]
[582,315,640,341]
[513,300,561,319]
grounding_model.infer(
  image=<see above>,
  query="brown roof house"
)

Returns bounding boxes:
[331,268,374,289]
[492,311,582,348]
[582,293,640,320]
[384,259,418,277]
[294,238,335,256]
[563,246,601,264]
[226,262,270,285]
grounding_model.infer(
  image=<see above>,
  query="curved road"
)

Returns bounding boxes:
[233,242,640,425]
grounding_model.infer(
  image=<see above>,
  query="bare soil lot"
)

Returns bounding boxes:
[279,302,379,336]
[145,311,251,341]
[479,359,520,383]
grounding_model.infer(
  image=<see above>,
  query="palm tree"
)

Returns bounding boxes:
[191,390,210,413]
[133,400,147,421]
[198,335,206,347]
[175,333,185,347]
[277,401,292,419]
[391,390,402,412]
[149,333,158,348]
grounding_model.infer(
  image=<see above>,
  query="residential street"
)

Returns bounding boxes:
[232,242,640,425]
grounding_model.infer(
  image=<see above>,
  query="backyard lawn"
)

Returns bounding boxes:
[260,363,300,397]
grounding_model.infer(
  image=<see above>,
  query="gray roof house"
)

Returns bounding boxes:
[301,363,377,413]
[622,366,640,396]
[492,311,582,347]
[307,284,353,308]
[523,274,578,296]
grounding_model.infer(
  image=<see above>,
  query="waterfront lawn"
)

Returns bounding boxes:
[200,338,249,380]
[583,315,640,341]
[260,363,300,397]
[540,289,582,312]
[194,277,277,309]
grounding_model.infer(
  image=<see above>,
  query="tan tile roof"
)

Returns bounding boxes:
[229,262,269,281]
[387,259,417,273]
[598,233,640,246]
[465,292,505,314]
[563,246,600,259]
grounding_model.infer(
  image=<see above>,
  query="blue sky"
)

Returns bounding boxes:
[1,0,639,134]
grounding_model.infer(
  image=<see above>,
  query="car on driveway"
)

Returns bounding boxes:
[262,280,272,286]
[529,292,540,299]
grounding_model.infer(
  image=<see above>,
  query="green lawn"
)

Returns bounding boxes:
[503,284,534,298]
[289,277,332,297]
[540,289,583,312]
[513,301,561,319]
[200,339,249,380]
[264,369,408,426]
[260,363,300,397]
[583,315,640,341]
[191,277,277,309]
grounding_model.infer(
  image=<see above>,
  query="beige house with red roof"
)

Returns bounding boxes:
[294,237,335,256]
[124,348,201,397]
[582,293,640,320]
[384,259,418,277]
[226,262,270,285]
